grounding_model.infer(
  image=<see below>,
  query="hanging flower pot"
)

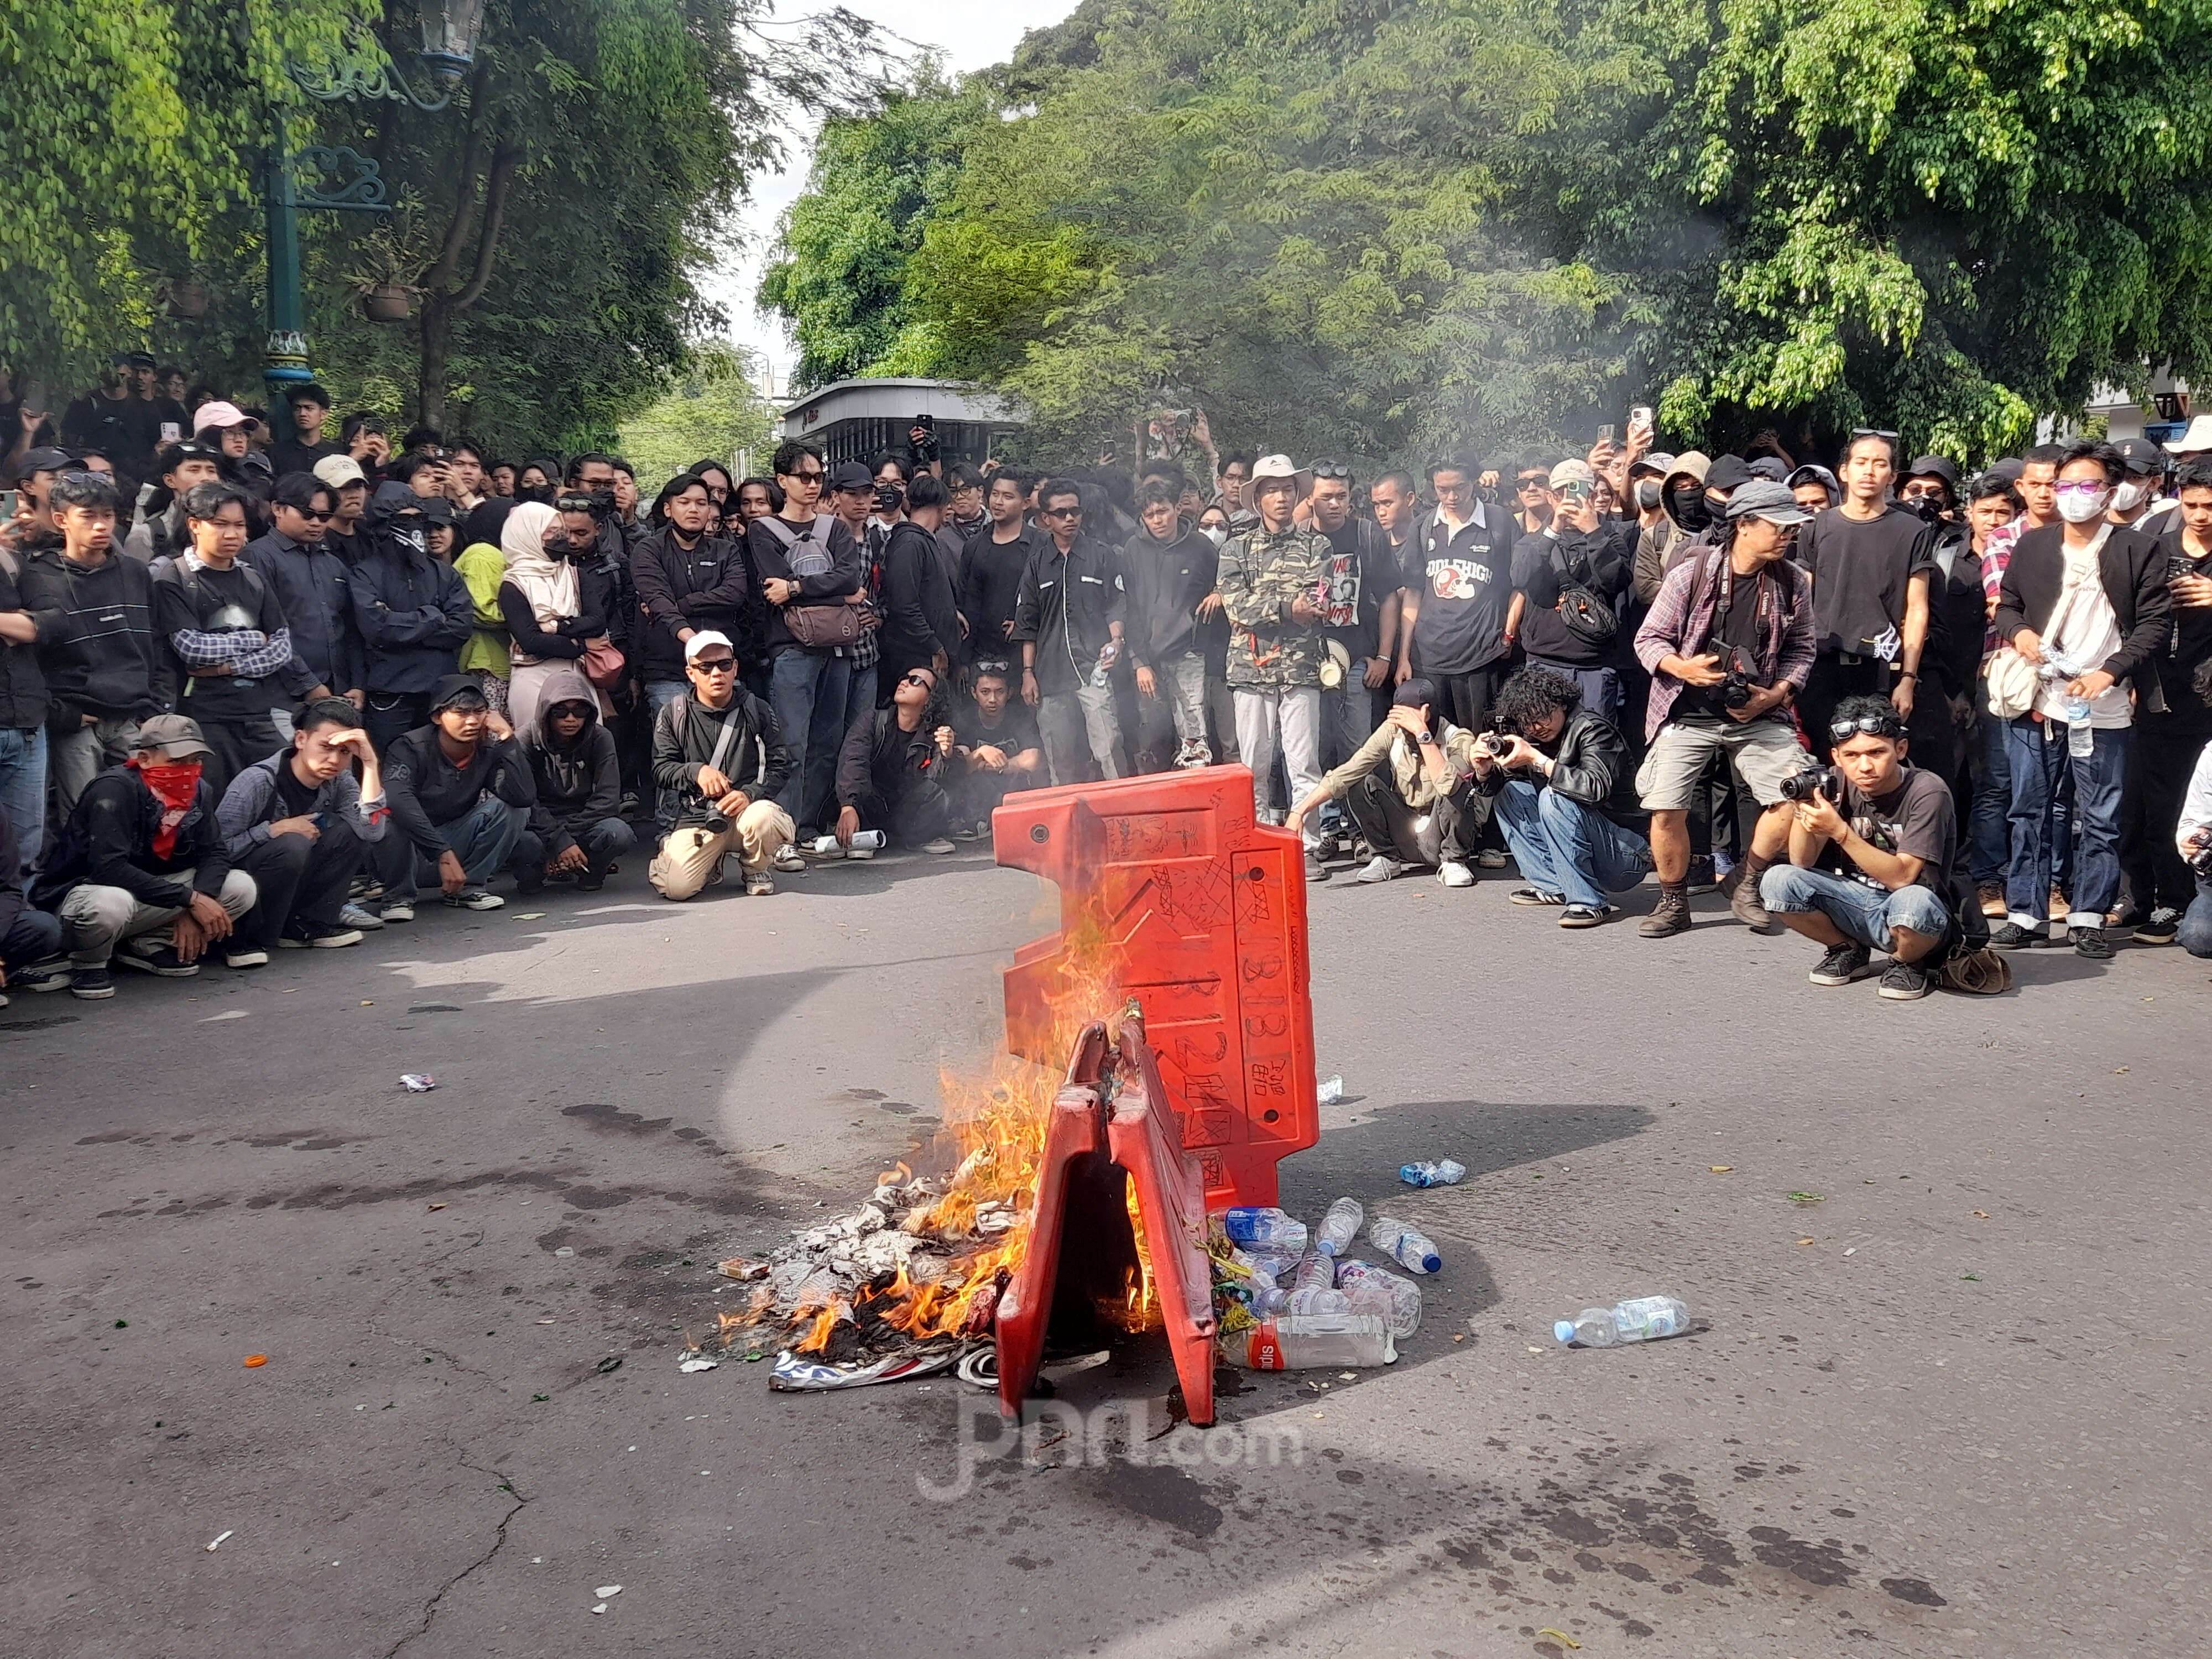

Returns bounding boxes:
[361,283,418,322]
[163,279,211,318]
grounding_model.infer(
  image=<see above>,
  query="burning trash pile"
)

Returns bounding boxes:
[1207,1198,1432,1370]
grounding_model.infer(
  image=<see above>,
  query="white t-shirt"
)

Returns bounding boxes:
[2037,531,2132,729]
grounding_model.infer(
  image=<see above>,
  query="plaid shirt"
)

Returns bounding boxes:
[1979,517,2022,653]
[1632,547,1817,742]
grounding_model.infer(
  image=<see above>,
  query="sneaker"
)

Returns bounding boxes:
[1639,890,1692,937]
[1977,883,2007,918]
[575,870,606,892]
[744,871,775,897]
[1475,848,1509,869]
[1558,903,1614,928]
[118,941,199,977]
[1877,957,1934,1000]
[618,792,641,818]
[922,837,956,855]
[1509,886,1565,906]
[1685,855,1719,895]
[222,946,269,969]
[845,844,875,860]
[1726,867,1772,931]
[2135,907,2182,945]
[1987,921,2049,950]
[1809,941,1872,985]
[11,958,73,994]
[378,900,415,924]
[442,889,504,911]
[772,845,807,873]
[339,901,384,931]
[2048,886,2071,920]
[1304,855,1331,883]
[952,821,987,842]
[1353,855,1404,884]
[1437,860,1475,888]
[69,965,115,1000]
[279,924,363,950]
[2072,924,2114,961]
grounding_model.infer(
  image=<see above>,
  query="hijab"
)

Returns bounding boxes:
[500,500,576,626]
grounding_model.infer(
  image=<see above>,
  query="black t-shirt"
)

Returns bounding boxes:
[1798,504,1936,658]
[1814,765,1963,905]
[1319,520,1391,662]
[152,560,291,721]
[2153,533,2212,734]
[953,699,1040,759]
[1401,507,1512,676]
[1511,521,1626,666]
[273,760,322,820]
[1678,561,1772,719]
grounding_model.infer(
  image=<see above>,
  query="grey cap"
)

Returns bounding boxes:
[1724,478,1815,526]
[129,713,214,760]
[1628,450,1676,479]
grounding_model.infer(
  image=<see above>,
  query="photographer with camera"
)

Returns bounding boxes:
[1631,479,1818,936]
[648,631,794,900]
[1510,461,1632,730]
[1284,677,1485,886]
[1472,667,1651,926]
[1759,695,1979,998]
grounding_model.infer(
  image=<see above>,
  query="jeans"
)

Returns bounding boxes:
[1133,652,1211,770]
[645,679,688,717]
[0,724,47,881]
[1492,780,1652,908]
[1037,683,1127,784]
[1526,660,1621,733]
[1760,863,1954,952]
[58,868,258,966]
[373,795,526,904]
[1233,686,1324,851]
[1968,700,2012,886]
[2182,875,2212,958]
[233,820,366,945]
[191,710,288,800]
[513,815,637,884]
[2,906,64,968]
[769,649,857,829]
[49,715,138,817]
[2002,717,2126,926]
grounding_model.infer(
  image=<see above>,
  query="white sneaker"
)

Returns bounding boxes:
[442,889,505,911]
[1438,860,1475,888]
[1353,855,1404,884]
[378,900,415,923]
[921,837,956,855]
[222,947,269,969]
[338,901,384,930]
[772,845,807,873]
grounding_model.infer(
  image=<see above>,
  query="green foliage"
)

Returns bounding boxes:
[615,344,777,494]
[762,0,2212,467]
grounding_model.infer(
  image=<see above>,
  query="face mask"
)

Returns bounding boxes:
[1906,493,1945,523]
[1203,525,1227,547]
[518,482,554,504]
[2112,479,2152,513]
[2054,485,2112,525]
[1635,480,1661,510]
[1670,483,1712,533]
[875,484,904,515]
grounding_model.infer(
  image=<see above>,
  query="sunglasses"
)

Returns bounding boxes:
[901,671,937,689]
[1830,714,1904,742]
[1515,476,1548,490]
[1311,461,1352,479]
[1040,505,1081,519]
[691,656,737,672]
[296,508,334,521]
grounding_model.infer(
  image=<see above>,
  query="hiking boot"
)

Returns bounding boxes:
[1437,860,1475,888]
[1877,957,1934,1000]
[1809,941,1872,985]
[2048,885,2071,920]
[2134,907,2182,945]
[1726,867,1772,931]
[2072,924,2115,960]
[1639,889,1692,937]
[1987,921,2049,950]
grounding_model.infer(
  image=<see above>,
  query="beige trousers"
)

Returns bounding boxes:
[648,800,795,900]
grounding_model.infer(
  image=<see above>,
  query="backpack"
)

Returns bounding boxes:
[754,514,862,648]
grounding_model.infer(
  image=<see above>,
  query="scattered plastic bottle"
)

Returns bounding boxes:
[1335,1258,1422,1338]
[1399,1159,1467,1188]
[1223,1206,1309,1254]
[1229,1312,1395,1369]
[808,831,886,855]
[1233,1246,1299,1285]
[1553,1295,1691,1348]
[1317,1074,1344,1105]
[1290,1250,1336,1292]
[1283,1286,1352,1316]
[1368,1215,1442,1274]
[1315,1197,1363,1256]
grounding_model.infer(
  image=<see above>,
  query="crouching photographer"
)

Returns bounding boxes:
[1758,696,1985,999]
[1473,667,1652,927]
[1286,679,1486,886]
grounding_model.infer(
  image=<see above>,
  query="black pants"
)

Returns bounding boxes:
[2120,717,2212,915]
[853,779,952,849]
[364,691,433,757]
[1797,654,1891,758]
[1432,666,1504,733]
[1343,774,1480,867]
[513,815,638,886]
[191,711,286,800]
[233,820,365,946]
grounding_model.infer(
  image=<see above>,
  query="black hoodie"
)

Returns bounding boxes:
[1121,521,1217,665]
[523,666,620,851]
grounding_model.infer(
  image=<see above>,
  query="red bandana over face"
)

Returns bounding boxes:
[131,758,203,858]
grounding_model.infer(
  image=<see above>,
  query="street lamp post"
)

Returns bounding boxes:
[262,6,485,418]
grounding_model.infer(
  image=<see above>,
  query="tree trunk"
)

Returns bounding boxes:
[417,300,451,431]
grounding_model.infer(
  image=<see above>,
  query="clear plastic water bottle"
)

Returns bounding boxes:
[1290,1249,1335,1292]
[1317,1074,1344,1105]
[1283,1286,1351,1316]
[1399,1159,1467,1188]
[2062,695,2095,757]
[1553,1294,1691,1348]
[1228,1312,1395,1369]
[1223,1207,1309,1254]
[1367,1215,1441,1274]
[1091,640,1120,688]
[1315,1197,1363,1256]
[1335,1258,1422,1337]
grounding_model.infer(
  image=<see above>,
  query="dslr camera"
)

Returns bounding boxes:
[1779,763,1844,803]
[1475,729,1516,761]
[1712,644,1756,711]
[2186,832,2212,880]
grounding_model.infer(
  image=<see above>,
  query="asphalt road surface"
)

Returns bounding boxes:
[7,842,2207,1658]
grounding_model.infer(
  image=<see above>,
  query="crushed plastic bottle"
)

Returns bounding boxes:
[1315,1197,1363,1257]
[1553,1295,1691,1348]
[1335,1258,1422,1338]
[1283,1286,1352,1316]
[1368,1214,1442,1274]
[399,1073,436,1092]
[1399,1159,1467,1188]
[1317,1074,1344,1105]
[1228,1312,1395,1369]
[808,830,886,855]
[1223,1207,1309,1254]
[1290,1250,1336,1292]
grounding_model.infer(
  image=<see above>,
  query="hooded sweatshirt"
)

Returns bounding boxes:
[523,666,620,849]
[1121,521,1217,665]
[349,484,473,693]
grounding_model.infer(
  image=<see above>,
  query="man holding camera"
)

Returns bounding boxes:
[1759,695,1977,999]
[1632,479,1819,936]
[1473,667,1651,926]
[648,631,795,900]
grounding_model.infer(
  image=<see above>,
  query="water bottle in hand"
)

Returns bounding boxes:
[1368,1215,1441,1274]
[1315,1198,1363,1257]
[1554,1294,1690,1348]
[1224,1206,1309,1255]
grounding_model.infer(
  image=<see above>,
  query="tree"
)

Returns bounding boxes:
[615,343,778,492]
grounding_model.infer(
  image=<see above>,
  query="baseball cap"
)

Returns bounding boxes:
[314,455,367,489]
[1547,458,1597,492]
[192,400,251,433]
[2112,436,2164,476]
[684,630,735,662]
[429,674,490,713]
[417,496,456,526]
[1902,455,1961,489]
[1705,455,1756,495]
[1628,451,1676,479]
[828,461,875,492]
[19,445,72,476]
[1724,479,1815,526]
[130,713,214,760]
[1747,457,1790,483]
[1987,456,2027,484]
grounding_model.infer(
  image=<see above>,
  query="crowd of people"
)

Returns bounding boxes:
[5,351,2212,1010]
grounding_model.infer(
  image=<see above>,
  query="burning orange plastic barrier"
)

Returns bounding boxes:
[991,765,1319,1210]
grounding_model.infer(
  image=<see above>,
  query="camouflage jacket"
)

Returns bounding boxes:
[1218,522,1329,689]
